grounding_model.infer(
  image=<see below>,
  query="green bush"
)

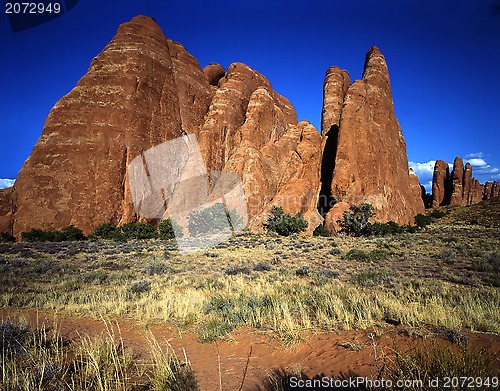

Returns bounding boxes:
[0,231,15,242]
[91,222,119,240]
[263,206,308,236]
[188,203,243,237]
[21,228,54,242]
[343,248,389,261]
[338,203,374,236]
[430,209,447,219]
[415,213,432,228]
[120,222,158,240]
[21,226,86,242]
[313,224,331,237]
[366,221,405,236]
[53,225,86,241]
[158,218,183,240]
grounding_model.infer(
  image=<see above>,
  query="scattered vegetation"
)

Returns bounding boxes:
[0,318,198,391]
[188,203,243,236]
[313,224,331,237]
[21,225,86,242]
[0,231,15,242]
[338,203,374,236]
[264,206,308,236]
[158,218,183,240]
[384,344,498,390]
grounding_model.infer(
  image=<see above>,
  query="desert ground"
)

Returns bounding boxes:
[1,199,499,390]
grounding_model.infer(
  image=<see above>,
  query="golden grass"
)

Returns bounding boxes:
[1,202,499,343]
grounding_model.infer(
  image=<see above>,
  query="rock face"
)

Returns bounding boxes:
[450,157,465,205]
[430,157,498,207]
[431,160,450,207]
[0,187,13,235]
[0,15,322,237]
[320,47,425,227]
[0,17,427,237]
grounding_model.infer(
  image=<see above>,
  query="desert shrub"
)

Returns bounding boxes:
[253,262,272,272]
[295,265,311,277]
[429,209,447,219]
[91,222,119,239]
[188,203,243,236]
[350,270,395,286]
[224,265,251,275]
[338,203,374,236]
[128,279,152,294]
[53,225,86,241]
[21,228,55,242]
[385,344,498,389]
[21,226,86,242]
[158,218,184,240]
[366,221,405,236]
[121,222,158,240]
[415,213,432,228]
[343,248,389,261]
[313,224,331,237]
[264,206,308,236]
[0,231,15,242]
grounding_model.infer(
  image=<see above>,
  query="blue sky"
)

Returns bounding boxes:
[1,0,499,193]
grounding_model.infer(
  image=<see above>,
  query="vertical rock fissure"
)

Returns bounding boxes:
[317,125,339,217]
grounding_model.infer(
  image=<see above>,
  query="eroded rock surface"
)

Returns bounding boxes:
[431,157,497,207]
[322,47,425,226]
[1,17,429,238]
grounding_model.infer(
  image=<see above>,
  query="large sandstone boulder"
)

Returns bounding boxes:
[323,47,425,226]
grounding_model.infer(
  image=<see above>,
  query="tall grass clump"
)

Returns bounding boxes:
[383,343,498,390]
[0,318,199,390]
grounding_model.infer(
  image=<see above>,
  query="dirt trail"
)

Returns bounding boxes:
[1,308,499,390]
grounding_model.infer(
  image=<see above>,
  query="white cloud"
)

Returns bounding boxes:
[467,158,488,167]
[465,152,484,159]
[409,161,437,193]
[0,179,15,189]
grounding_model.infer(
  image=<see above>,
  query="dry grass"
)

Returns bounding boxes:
[0,317,197,391]
[0,200,499,344]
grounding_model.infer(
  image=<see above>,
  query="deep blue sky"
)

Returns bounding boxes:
[1,0,499,191]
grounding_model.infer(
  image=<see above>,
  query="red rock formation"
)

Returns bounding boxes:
[484,182,494,200]
[431,157,496,208]
[321,66,350,136]
[9,16,211,236]
[493,182,500,199]
[0,17,428,238]
[469,179,484,204]
[324,47,425,226]
[0,187,13,235]
[1,15,322,237]
[431,160,450,207]
[463,162,473,204]
[450,157,465,205]
[202,63,225,86]
[483,181,500,200]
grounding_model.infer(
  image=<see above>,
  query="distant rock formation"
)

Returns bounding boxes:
[0,16,426,238]
[430,157,499,207]
[320,47,425,229]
